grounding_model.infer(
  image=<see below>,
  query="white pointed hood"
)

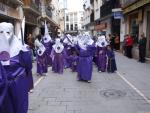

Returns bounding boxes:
[53,38,64,53]
[43,21,51,43]
[96,35,108,47]
[35,39,46,56]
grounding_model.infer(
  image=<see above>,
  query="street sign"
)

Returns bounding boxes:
[113,11,123,19]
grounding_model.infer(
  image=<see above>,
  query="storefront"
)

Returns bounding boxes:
[122,0,150,58]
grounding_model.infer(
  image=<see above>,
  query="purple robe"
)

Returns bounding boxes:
[63,44,72,68]
[0,63,14,113]
[4,51,31,113]
[106,49,117,73]
[67,55,78,72]
[51,49,65,74]
[42,41,53,66]
[20,49,33,91]
[97,47,107,72]
[77,44,94,81]
[36,52,48,75]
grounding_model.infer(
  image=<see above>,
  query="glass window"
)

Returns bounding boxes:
[66,16,69,21]
[70,24,73,30]
[74,24,78,30]
[66,24,69,31]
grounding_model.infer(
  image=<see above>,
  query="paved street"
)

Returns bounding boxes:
[28,53,150,113]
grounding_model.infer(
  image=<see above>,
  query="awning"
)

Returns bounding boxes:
[123,0,150,14]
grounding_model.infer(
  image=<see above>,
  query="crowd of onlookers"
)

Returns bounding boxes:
[104,33,147,63]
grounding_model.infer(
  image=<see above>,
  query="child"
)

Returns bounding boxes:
[106,45,117,73]
[68,50,78,72]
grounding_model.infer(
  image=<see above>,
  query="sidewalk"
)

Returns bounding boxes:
[116,52,150,100]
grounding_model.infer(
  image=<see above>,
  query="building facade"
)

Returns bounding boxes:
[121,0,150,58]
[65,11,84,35]
[83,0,94,35]
[94,0,102,36]
[0,0,23,35]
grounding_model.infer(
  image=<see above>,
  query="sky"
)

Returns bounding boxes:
[59,0,83,12]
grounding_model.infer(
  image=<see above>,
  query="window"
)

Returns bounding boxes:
[70,24,73,30]
[74,24,78,30]
[66,24,69,31]
[66,15,69,21]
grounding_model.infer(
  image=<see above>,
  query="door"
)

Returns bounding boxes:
[146,11,150,57]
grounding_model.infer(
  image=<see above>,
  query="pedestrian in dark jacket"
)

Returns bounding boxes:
[138,33,147,63]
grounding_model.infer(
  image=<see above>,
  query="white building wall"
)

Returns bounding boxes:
[51,0,59,24]
[83,0,91,26]
[65,11,84,32]
[94,0,102,20]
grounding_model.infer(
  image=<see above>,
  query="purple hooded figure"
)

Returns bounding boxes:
[35,37,48,76]
[42,21,53,66]
[95,35,108,72]
[0,52,14,113]
[76,33,95,82]
[0,22,32,113]
[51,38,65,74]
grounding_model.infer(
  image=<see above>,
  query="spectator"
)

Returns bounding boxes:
[138,33,147,63]
[125,34,134,58]
[114,34,120,50]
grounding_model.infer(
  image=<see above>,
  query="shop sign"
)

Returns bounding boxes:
[123,0,150,14]
[113,11,123,19]
[0,3,7,15]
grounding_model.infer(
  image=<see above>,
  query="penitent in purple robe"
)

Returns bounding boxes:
[97,47,107,72]
[42,41,53,66]
[4,50,32,113]
[0,63,14,113]
[67,54,78,72]
[76,44,95,81]
[63,44,72,68]
[51,49,65,74]
[106,49,117,73]
[36,52,48,75]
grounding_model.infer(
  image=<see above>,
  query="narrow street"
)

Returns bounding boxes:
[28,53,150,113]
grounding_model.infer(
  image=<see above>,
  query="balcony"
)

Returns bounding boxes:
[23,0,41,15]
[2,0,23,8]
[121,0,138,8]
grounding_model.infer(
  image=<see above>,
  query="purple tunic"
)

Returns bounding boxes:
[63,44,72,68]
[97,47,107,72]
[4,51,31,113]
[67,55,78,72]
[106,49,117,72]
[77,45,94,81]
[42,41,53,66]
[20,49,33,91]
[51,49,65,74]
[0,63,14,113]
[36,52,48,75]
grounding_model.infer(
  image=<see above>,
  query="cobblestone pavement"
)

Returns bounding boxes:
[28,53,150,113]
